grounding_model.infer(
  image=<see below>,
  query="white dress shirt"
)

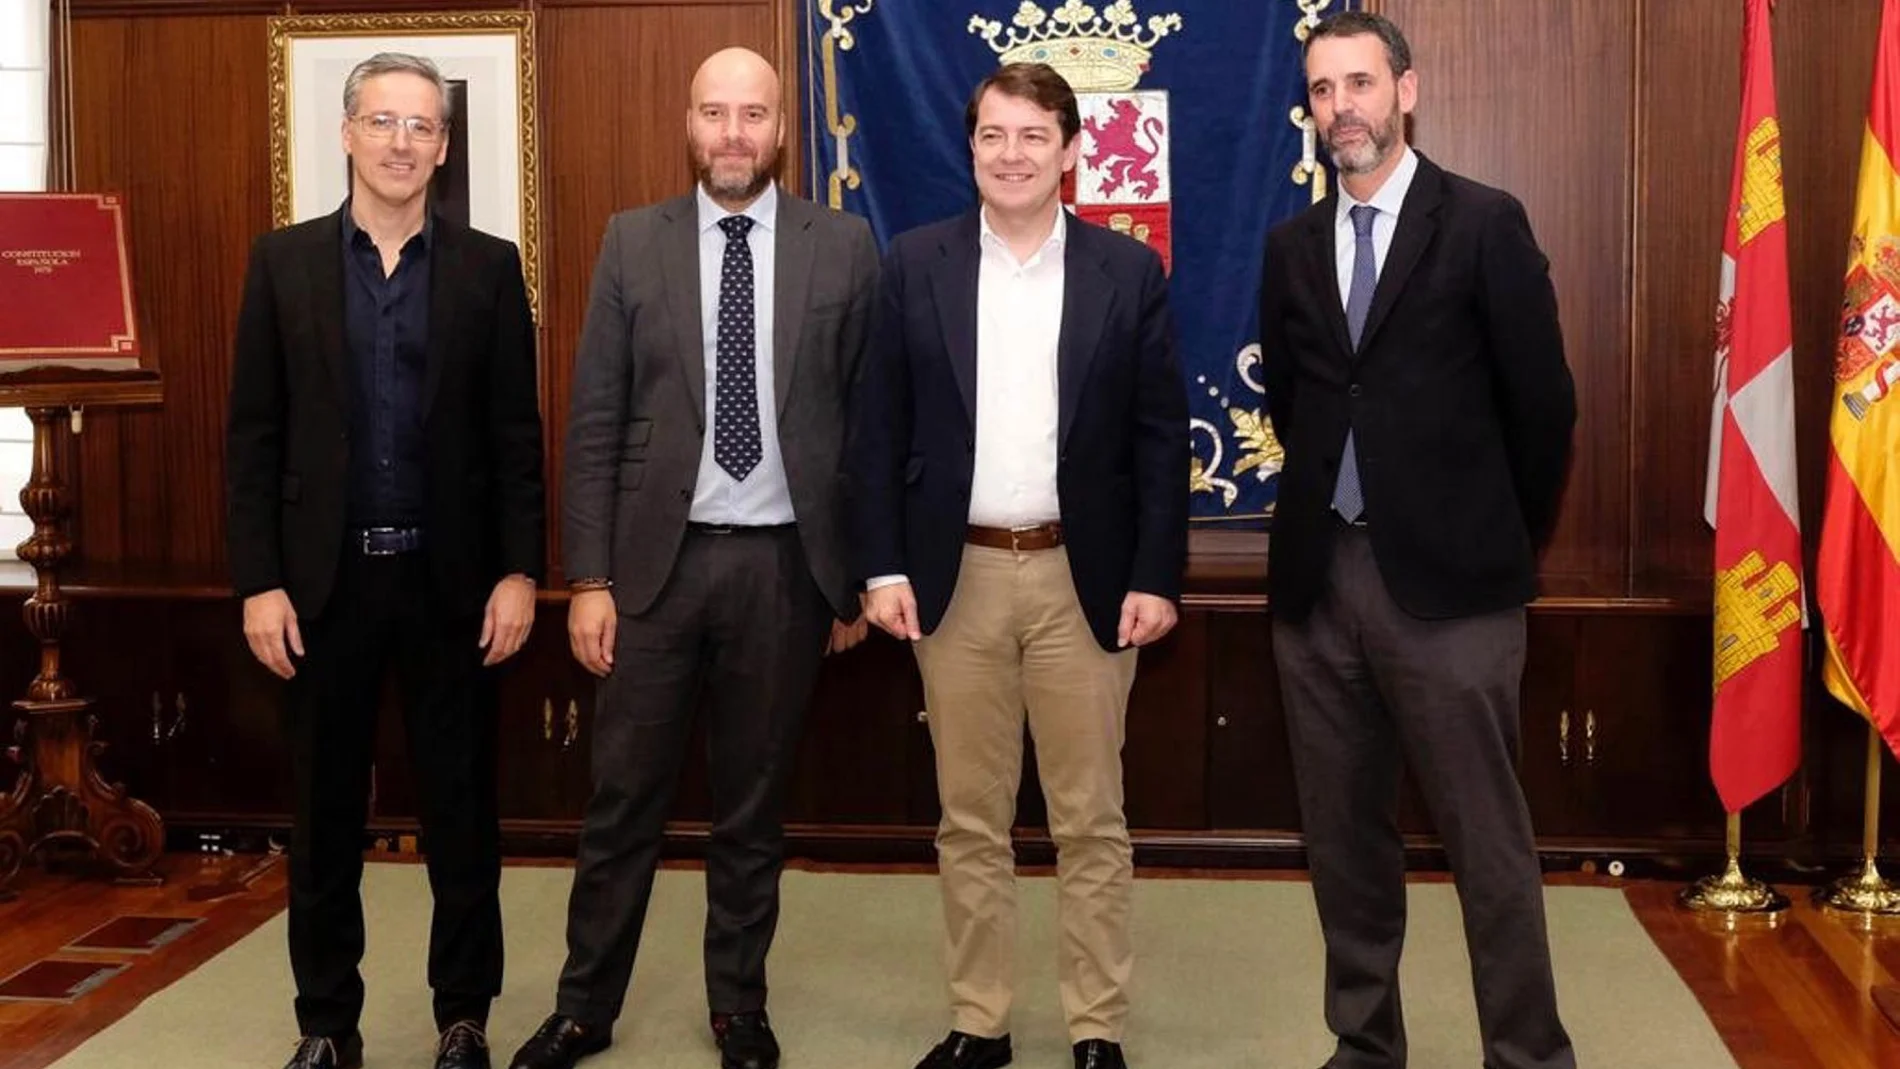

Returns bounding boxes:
[969,204,1067,527]
[1334,145,1418,304]
[866,205,1069,592]
[690,182,796,525]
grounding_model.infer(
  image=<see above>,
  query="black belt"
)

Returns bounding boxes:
[1333,512,1368,529]
[687,521,795,536]
[354,526,425,555]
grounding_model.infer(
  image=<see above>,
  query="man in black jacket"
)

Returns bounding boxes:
[1258,13,1576,1069]
[225,51,544,1069]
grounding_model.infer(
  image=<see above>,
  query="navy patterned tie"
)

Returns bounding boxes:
[1332,204,1378,522]
[713,214,762,482]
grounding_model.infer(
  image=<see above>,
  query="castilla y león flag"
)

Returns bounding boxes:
[1704,0,1804,815]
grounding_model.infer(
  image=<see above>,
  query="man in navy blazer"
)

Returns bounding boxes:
[850,62,1187,1069]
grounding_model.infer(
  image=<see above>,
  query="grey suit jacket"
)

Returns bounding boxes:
[563,190,879,619]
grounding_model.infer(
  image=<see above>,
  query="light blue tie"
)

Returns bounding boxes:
[1333,204,1377,522]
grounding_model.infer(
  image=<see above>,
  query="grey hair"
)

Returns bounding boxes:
[342,52,452,120]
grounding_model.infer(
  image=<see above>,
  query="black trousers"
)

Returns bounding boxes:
[555,525,831,1026]
[283,548,502,1038]
[1272,525,1574,1069]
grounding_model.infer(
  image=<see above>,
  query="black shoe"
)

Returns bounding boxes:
[436,1021,493,1069]
[1072,1040,1127,1069]
[712,1010,780,1069]
[913,1031,1013,1069]
[507,1014,611,1069]
[283,1032,363,1069]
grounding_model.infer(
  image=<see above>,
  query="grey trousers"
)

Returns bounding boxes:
[1272,525,1575,1069]
[554,526,831,1025]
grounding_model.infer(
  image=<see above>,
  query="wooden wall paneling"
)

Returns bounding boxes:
[69,16,274,577]
[1381,0,1635,598]
[536,2,780,582]
[773,0,802,197]
[64,18,131,569]
[1629,0,1736,600]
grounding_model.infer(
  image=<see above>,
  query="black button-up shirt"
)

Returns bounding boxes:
[341,205,430,527]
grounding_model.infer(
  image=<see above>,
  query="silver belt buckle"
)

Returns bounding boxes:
[361,527,400,555]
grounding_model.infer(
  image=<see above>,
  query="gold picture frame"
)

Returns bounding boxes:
[267,10,543,321]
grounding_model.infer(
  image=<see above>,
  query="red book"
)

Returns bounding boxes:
[0,193,141,367]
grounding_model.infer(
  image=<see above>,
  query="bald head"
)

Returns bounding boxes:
[691,47,780,108]
[687,46,783,209]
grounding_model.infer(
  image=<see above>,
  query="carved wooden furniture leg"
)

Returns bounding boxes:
[0,407,162,893]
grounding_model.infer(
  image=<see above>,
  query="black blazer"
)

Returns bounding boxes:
[226,208,546,620]
[849,210,1189,652]
[1259,152,1575,624]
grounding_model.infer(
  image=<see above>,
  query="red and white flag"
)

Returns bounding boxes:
[1704,0,1804,814]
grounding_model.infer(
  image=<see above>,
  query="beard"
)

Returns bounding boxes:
[693,137,778,203]
[1324,107,1402,176]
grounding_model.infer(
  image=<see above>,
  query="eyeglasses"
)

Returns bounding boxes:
[350,112,446,143]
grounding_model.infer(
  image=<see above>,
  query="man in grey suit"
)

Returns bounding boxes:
[506,47,878,1069]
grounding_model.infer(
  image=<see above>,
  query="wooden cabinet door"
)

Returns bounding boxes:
[1206,610,1302,834]
[1569,613,1734,842]
[494,603,595,825]
[162,599,294,819]
[1516,612,1583,840]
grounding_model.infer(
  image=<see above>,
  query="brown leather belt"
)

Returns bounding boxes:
[965,522,1064,551]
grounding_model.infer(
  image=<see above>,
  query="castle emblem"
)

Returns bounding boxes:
[971,1,1181,269]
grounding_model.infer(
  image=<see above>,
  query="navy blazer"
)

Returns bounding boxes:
[848,209,1189,652]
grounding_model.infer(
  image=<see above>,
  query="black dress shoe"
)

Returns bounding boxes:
[283,1032,363,1069]
[1072,1039,1128,1069]
[712,1010,780,1069]
[436,1020,493,1069]
[507,1014,611,1069]
[913,1031,1013,1069]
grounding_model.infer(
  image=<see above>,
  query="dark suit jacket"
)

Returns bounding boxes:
[1259,152,1576,624]
[562,191,879,620]
[225,208,546,620]
[849,210,1189,652]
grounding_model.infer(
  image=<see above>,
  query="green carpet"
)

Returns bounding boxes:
[48,864,1736,1068]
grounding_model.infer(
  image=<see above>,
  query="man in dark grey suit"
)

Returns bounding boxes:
[506,47,877,1069]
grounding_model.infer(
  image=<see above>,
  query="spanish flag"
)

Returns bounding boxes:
[1706,0,1804,814]
[1819,0,1900,760]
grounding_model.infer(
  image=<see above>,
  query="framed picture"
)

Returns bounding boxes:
[267,10,543,319]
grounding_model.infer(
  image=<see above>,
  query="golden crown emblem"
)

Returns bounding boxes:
[969,1,1182,93]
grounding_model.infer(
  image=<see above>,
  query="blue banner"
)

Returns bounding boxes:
[804,0,1357,525]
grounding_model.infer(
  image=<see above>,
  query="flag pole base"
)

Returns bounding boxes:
[1817,858,1900,922]
[1679,857,1790,925]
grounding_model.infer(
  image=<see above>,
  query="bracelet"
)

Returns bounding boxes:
[568,577,613,592]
